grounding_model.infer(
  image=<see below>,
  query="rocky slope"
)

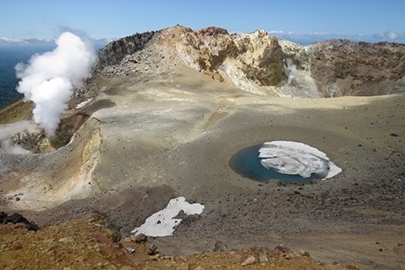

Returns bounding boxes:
[1,216,353,270]
[1,25,405,269]
[307,39,405,97]
[76,25,405,101]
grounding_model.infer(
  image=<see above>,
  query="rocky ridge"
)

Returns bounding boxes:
[78,25,405,100]
[307,39,405,97]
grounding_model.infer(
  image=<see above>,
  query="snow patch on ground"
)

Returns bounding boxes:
[75,98,93,109]
[131,197,205,237]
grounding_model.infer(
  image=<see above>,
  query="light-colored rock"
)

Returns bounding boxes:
[58,237,74,243]
[241,255,256,266]
[288,253,296,259]
[174,26,284,96]
[259,253,268,263]
[125,247,135,254]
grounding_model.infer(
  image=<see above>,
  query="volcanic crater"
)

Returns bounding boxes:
[0,25,404,269]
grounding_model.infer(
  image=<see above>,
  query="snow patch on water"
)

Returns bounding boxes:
[259,141,342,179]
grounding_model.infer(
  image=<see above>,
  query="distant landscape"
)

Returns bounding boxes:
[0,45,57,110]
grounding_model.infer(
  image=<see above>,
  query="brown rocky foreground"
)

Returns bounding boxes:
[1,26,405,269]
[0,215,358,270]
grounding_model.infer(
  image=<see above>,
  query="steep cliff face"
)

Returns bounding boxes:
[173,26,284,95]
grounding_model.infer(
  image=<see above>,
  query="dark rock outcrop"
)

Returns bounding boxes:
[97,31,156,66]
[0,212,39,230]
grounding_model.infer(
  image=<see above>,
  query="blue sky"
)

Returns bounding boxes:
[1,0,404,44]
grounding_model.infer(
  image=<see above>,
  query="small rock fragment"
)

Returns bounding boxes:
[288,253,296,259]
[125,247,136,254]
[135,233,147,243]
[241,255,256,266]
[58,237,74,243]
[75,256,85,262]
[173,255,187,262]
[43,238,55,244]
[296,250,311,257]
[130,234,136,242]
[259,253,268,263]
[272,244,291,256]
[213,241,228,252]
[148,244,159,255]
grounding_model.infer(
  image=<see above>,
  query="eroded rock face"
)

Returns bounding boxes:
[164,26,405,97]
[306,40,405,97]
[174,26,284,94]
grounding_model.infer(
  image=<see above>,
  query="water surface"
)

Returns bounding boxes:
[229,144,322,184]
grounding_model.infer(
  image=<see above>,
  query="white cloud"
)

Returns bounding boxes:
[385,30,399,40]
[384,30,405,40]
[266,29,405,45]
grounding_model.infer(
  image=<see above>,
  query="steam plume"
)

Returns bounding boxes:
[286,59,298,85]
[15,32,97,136]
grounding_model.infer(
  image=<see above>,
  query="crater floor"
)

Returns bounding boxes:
[1,63,404,269]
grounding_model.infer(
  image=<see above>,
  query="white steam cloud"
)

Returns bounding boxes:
[286,59,298,85]
[15,32,97,136]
